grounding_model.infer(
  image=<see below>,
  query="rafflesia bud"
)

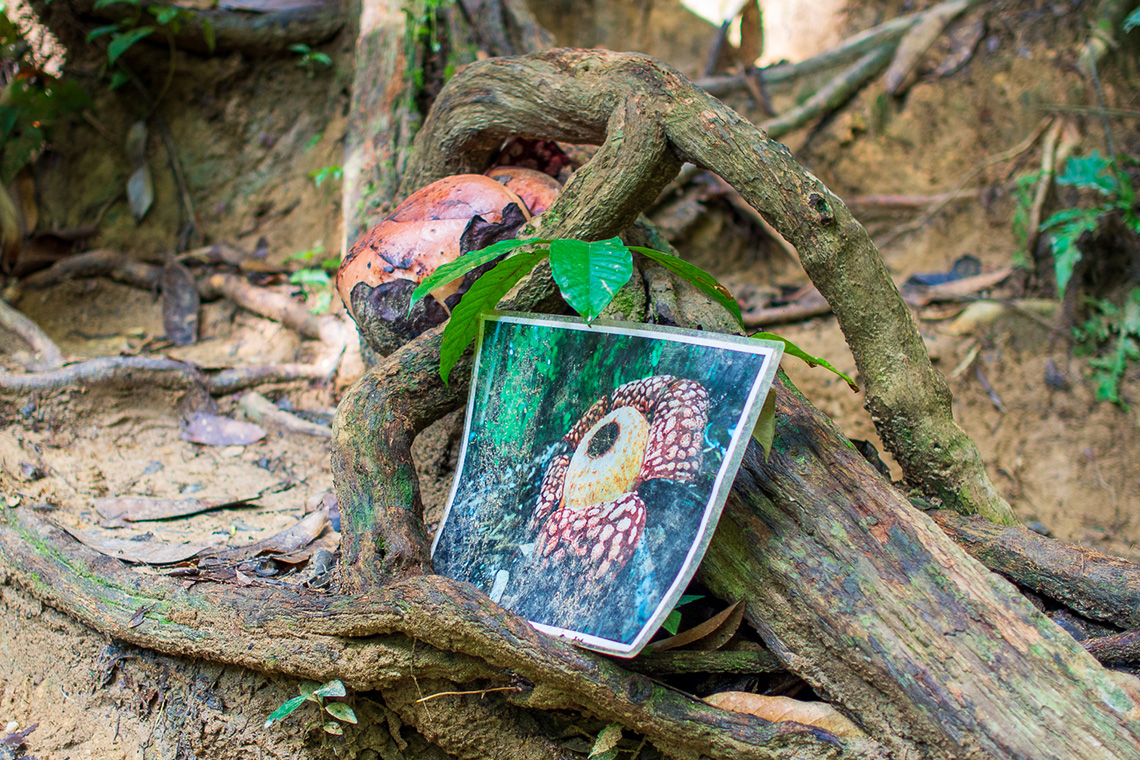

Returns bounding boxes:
[336,174,532,356]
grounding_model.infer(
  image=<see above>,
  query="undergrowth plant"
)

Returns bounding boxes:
[1073,288,1140,407]
[1041,151,1139,297]
[288,243,338,314]
[85,0,214,90]
[0,12,91,185]
[265,679,358,736]
[290,43,333,78]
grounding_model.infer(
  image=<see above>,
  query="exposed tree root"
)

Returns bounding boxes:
[0,510,860,760]
[0,298,64,371]
[67,0,345,55]
[0,356,330,396]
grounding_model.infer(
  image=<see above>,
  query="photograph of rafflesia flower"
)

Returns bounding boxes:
[431,313,782,656]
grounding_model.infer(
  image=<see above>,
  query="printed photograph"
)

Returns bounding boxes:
[431,313,783,656]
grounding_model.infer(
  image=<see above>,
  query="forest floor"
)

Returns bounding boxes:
[1,0,1138,758]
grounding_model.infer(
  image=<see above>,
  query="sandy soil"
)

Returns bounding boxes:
[1,0,1138,757]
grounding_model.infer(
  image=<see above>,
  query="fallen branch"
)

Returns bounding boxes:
[758,46,893,140]
[1085,630,1140,665]
[931,510,1140,629]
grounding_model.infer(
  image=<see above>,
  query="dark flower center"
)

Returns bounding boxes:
[587,420,620,457]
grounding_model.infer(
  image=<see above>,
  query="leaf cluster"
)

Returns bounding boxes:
[85,0,215,89]
[288,243,337,314]
[290,44,333,77]
[0,16,92,185]
[1040,152,1139,296]
[264,679,358,736]
[1073,288,1140,407]
[409,237,743,385]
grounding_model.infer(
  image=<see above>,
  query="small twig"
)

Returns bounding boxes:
[1038,104,1140,119]
[845,189,982,210]
[1084,52,1118,167]
[695,8,921,96]
[973,364,1005,413]
[0,298,64,371]
[878,117,1054,247]
[1025,121,1063,257]
[414,686,521,703]
[742,290,831,328]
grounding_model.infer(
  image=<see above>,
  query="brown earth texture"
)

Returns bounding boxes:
[1,0,1139,757]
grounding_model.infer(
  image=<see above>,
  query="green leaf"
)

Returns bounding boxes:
[86,24,122,42]
[662,610,681,635]
[1056,152,1119,196]
[751,332,859,391]
[751,389,777,460]
[264,694,308,728]
[309,290,333,314]
[289,43,311,54]
[201,17,215,52]
[548,237,634,322]
[109,70,131,90]
[629,246,743,327]
[439,249,548,385]
[311,52,333,67]
[323,721,344,735]
[324,702,357,724]
[290,268,331,286]
[1050,216,1099,296]
[676,594,703,606]
[107,26,154,64]
[313,679,346,699]
[409,238,545,310]
[1125,7,1140,32]
[94,0,138,8]
[149,5,179,24]
[589,724,622,759]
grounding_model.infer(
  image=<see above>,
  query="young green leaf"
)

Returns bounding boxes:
[1056,152,1119,196]
[751,389,777,460]
[313,679,347,699]
[107,26,154,65]
[548,237,634,322]
[290,268,331,287]
[1126,7,1140,32]
[439,249,549,385]
[323,721,344,736]
[264,694,308,728]
[751,332,859,391]
[662,610,682,635]
[86,24,122,42]
[630,246,744,327]
[409,238,546,311]
[202,17,215,52]
[324,702,357,723]
[1048,214,1099,296]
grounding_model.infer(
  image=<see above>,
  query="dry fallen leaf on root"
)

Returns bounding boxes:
[704,692,866,739]
[652,600,744,652]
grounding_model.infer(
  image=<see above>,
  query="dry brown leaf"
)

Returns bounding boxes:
[652,600,743,652]
[705,692,866,739]
[182,412,266,447]
[199,508,328,564]
[93,494,260,522]
[62,525,215,564]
